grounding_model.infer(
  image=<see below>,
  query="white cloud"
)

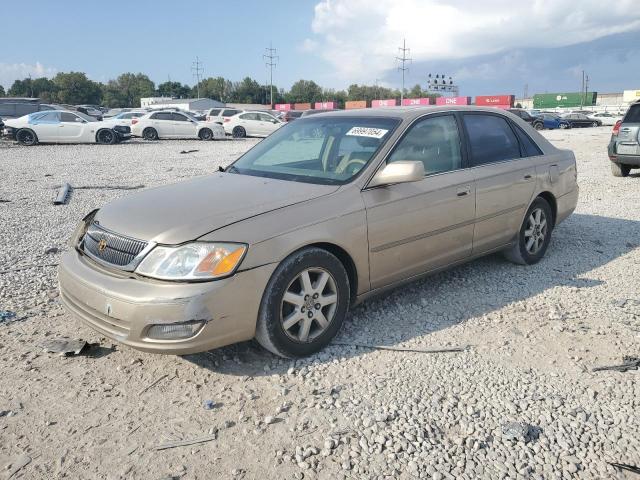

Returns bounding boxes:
[299,38,319,52]
[0,62,57,89]
[309,0,640,84]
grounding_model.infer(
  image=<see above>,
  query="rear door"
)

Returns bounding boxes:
[30,111,61,142]
[171,112,196,137]
[617,104,640,156]
[150,112,174,136]
[461,113,536,254]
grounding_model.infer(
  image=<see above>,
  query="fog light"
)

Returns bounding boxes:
[146,321,205,340]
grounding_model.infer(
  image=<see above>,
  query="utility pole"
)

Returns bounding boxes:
[191,56,204,99]
[264,42,278,107]
[580,70,585,108]
[585,74,590,106]
[523,84,528,101]
[395,38,411,103]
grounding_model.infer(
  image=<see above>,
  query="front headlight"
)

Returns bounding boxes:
[135,242,247,281]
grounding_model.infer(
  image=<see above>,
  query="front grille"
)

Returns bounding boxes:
[83,222,148,268]
[113,125,131,133]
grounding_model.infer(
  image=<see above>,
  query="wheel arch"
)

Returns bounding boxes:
[95,128,113,142]
[535,191,557,227]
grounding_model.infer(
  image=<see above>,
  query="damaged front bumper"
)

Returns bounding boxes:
[58,249,276,355]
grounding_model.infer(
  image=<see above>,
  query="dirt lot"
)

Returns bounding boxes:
[0,128,639,479]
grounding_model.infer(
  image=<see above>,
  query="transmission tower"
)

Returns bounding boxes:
[191,56,204,99]
[395,39,412,103]
[264,42,279,107]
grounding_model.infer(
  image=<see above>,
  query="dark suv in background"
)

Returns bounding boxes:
[608,101,640,177]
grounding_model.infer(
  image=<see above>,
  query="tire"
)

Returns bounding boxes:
[96,129,116,145]
[255,247,350,358]
[533,122,544,131]
[591,121,598,127]
[232,126,246,138]
[142,127,158,141]
[16,128,38,146]
[559,123,569,129]
[504,197,553,265]
[611,162,630,177]
[199,128,213,140]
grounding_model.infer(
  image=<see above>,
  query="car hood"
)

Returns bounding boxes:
[94,172,339,244]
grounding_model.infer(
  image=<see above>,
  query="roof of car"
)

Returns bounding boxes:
[297,105,519,120]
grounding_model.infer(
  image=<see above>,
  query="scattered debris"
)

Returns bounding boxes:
[0,199,11,203]
[138,374,169,395]
[179,149,199,154]
[7,454,31,479]
[0,263,59,275]
[156,433,218,451]
[203,399,216,410]
[53,183,72,205]
[331,342,468,354]
[44,247,60,255]
[0,310,17,322]
[608,462,640,474]
[501,421,540,442]
[264,415,276,425]
[593,356,640,373]
[41,338,87,356]
[73,184,145,190]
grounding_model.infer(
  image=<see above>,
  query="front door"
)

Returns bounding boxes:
[363,114,476,289]
[150,112,174,137]
[171,112,196,137]
[58,112,87,142]
[461,113,536,253]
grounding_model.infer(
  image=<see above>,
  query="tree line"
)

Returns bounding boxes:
[2,71,439,108]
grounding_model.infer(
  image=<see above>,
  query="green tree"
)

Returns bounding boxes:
[285,79,323,104]
[0,84,4,96]
[102,73,155,107]
[157,81,191,98]
[53,72,102,105]
[228,77,264,104]
[8,78,33,97]
[193,77,233,101]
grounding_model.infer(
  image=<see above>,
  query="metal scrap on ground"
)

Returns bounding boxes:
[156,433,218,451]
[592,356,640,373]
[179,149,199,154]
[608,462,640,474]
[53,183,71,205]
[331,342,468,354]
[41,338,87,356]
[138,374,169,395]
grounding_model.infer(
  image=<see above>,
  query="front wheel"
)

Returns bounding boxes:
[199,128,213,140]
[611,162,631,177]
[96,129,116,145]
[142,127,158,141]
[16,128,38,146]
[591,121,598,127]
[232,126,246,138]
[504,197,553,265]
[559,123,569,129]
[255,248,350,358]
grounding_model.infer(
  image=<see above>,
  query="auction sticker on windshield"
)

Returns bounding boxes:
[345,127,389,139]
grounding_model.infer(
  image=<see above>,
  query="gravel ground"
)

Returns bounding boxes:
[0,129,638,480]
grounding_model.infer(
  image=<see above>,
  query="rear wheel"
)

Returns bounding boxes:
[533,122,544,131]
[16,128,38,146]
[611,162,631,177]
[591,121,598,127]
[232,126,246,138]
[199,128,213,140]
[504,197,553,265]
[96,129,116,145]
[255,248,350,358]
[142,127,158,141]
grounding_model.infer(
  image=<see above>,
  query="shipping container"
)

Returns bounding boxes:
[623,89,640,104]
[293,103,311,111]
[401,97,432,106]
[533,92,597,108]
[435,96,471,106]
[345,100,367,110]
[372,99,397,108]
[274,104,291,111]
[475,95,514,108]
[314,101,337,110]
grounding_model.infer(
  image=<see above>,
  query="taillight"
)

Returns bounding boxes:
[131,119,139,125]
[224,118,230,122]
[612,120,622,136]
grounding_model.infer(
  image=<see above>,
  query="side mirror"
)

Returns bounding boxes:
[368,161,425,188]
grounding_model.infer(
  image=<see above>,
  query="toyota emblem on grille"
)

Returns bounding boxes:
[98,239,107,252]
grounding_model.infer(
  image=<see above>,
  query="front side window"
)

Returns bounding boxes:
[387,115,462,175]
[463,114,521,166]
[229,116,400,185]
[151,112,172,121]
[258,113,277,122]
[240,113,259,121]
[172,113,189,122]
[209,109,221,116]
[60,112,82,122]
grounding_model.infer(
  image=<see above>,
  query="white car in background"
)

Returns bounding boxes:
[102,111,147,127]
[586,112,622,126]
[205,107,243,124]
[224,111,283,138]
[131,110,225,140]
[3,110,131,145]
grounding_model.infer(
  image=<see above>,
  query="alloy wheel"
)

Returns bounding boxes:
[280,268,338,343]
[523,208,548,255]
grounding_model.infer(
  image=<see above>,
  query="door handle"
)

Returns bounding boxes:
[524,174,532,179]
[456,185,471,197]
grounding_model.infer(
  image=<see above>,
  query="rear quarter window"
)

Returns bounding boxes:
[512,124,543,157]
[463,114,521,166]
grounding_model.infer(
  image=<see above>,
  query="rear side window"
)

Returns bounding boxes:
[512,124,543,157]
[151,112,172,120]
[209,109,222,116]
[463,114,521,166]
[222,109,240,117]
[32,112,60,123]
[624,105,640,123]
[171,113,189,121]
[240,113,259,121]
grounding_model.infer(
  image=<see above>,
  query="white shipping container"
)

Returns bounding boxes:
[623,89,640,103]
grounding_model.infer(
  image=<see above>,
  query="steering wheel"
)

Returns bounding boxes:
[337,158,366,175]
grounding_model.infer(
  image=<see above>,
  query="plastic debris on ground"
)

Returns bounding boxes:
[41,338,87,356]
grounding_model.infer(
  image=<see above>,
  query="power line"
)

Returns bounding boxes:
[191,56,204,99]
[264,42,279,107]
[395,38,411,103]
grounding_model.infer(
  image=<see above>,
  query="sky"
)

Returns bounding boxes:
[2,0,640,97]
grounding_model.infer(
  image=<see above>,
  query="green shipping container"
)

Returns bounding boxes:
[533,92,597,108]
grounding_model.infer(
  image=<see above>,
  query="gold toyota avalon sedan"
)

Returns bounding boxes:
[59,106,578,358]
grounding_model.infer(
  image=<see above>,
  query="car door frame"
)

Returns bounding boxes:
[171,112,197,137]
[361,111,477,289]
[457,111,538,255]
[58,112,90,143]
[149,112,174,137]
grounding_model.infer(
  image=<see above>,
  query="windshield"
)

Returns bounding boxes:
[228,116,400,185]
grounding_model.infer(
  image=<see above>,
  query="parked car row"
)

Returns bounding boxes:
[507,108,612,130]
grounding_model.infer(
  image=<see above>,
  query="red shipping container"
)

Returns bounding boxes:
[474,95,514,108]
[435,96,471,106]
[314,101,336,110]
[345,100,367,109]
[274,104,291,111]
[372,99,397,107]
[401,98,431,106]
